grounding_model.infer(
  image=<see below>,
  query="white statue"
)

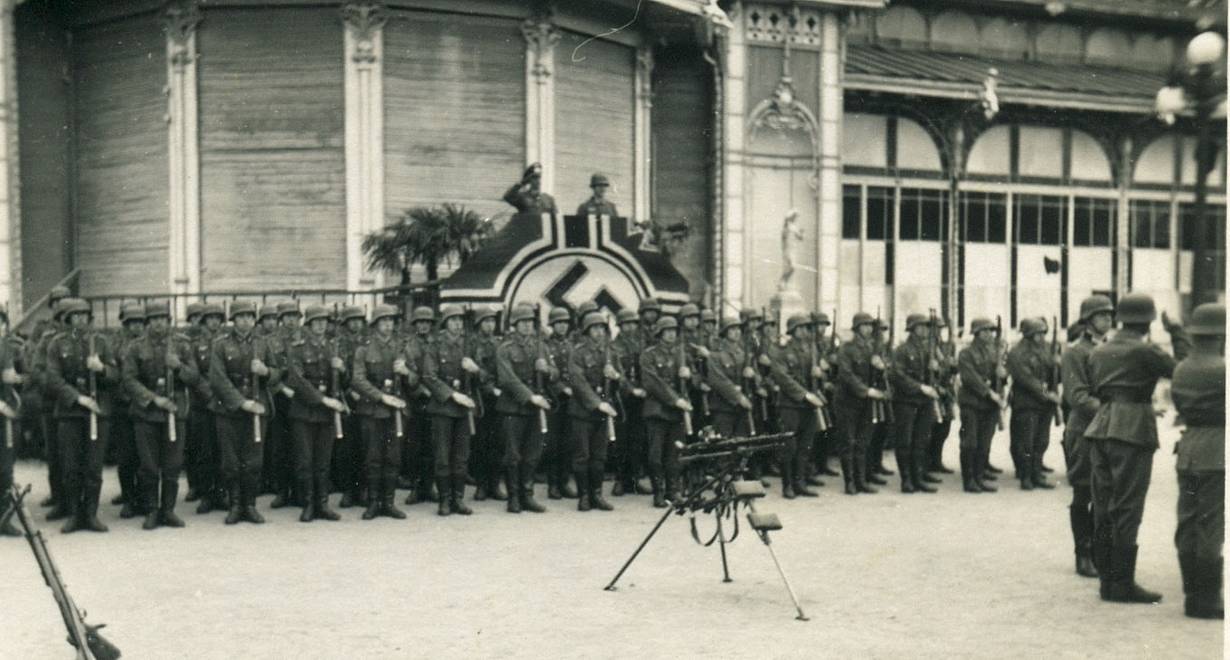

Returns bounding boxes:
[779,209,803,292]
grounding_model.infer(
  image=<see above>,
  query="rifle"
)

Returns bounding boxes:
[87,334,98,442]
[534,327,550,435]
[165,344,177,444]
[741,323,757,435]
[603,336,617,443]
[462,307,477,436]
[251,346,263,444]
[926,310,944,422]
[330,335,345,440]
[677,330,693,437]
[807,331,831,431]
[5,484,122,660]
[993,315,1007,430]
[1049,315,1062,428]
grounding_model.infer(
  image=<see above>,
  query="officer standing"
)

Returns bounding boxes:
[1085,292,1189,604]
[1061,295,1115,577]
[422,305,481,517]
[576,173,618,217]
[611,309,647,497]
[640,316,693,508]
[1007,318,1059,490]
[209,301,275,525]
[1170,302,1224,620]
[503,163,558,215]
[494,304,555,514]
[46,298,118,533]
[286,305,348,523]
[835,313,887,495]
[707,317,755,438]
[889,314,943,494]
[767,314,826,498]
[352,304,411,521]
[567,312,621,512]
[111,302,146,519]
[188,303,224,515]
[122,302,201,530]
[956,318,1001,493]
[471,306,505,502]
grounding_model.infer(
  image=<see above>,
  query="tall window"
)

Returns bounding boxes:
[1130,200,1171,249]
[1015,194,1064,245]
[1072,197,1115,247]
[899,188,947,241]
[842,185,861,239]
[960,191,1007,243]
[867,186,893,240]
[1178,202,1226,250]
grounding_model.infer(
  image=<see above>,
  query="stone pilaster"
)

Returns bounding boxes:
[634,46,653,223]
[722,2,746,306]
[0,0,20,316]
[165,0,201,314]
[343,0,386,290]
[522,11,559,194]
[816,10,842,312]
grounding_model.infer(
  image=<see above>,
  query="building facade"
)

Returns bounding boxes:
[0,0,1224,332]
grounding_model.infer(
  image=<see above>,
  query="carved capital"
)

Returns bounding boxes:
[521,12,560,82]
[164,0,201,69]
[342,0,386,64]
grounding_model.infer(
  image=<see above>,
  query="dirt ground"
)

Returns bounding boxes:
[2,424,1223,659]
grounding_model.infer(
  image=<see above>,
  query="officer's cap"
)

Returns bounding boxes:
[143,302,171,320]
[615,309,638,325]
[548,307,572,324]
[230,301,258,320]
[590,173,610,188]
[581,312,607,333]
[654,316,678,335]
[786,313,814,334]
[303,305,330,325]
[119,302,146,323]
[1188,302,1225,336]
[1079,295,1115,322]
[371,304,399,325]
[523,162,543,179]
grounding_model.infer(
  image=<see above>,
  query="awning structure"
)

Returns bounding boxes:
[845,44,1168,113]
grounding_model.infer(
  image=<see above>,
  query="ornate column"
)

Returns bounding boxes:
[634,46,653,223]
[522,11,559,194]
[1115,136,1132,295]
[721,2,746,306]
[0,0,20,316]
[815,10,842,313]
[343,0,386,290]
[165,0,201,313]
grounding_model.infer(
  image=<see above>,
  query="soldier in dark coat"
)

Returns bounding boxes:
[576,173,618,218]
[351,305,411,521]
[0,313,23,538]
[611,309,647,497]
[957,318,1001,493]
[1085,292,1190,604]
[835,312,887,495]
[503,162,558,215]
[110,302,146,519]
[187,303,224,514]
[402,306,437,505]
[209,301,277,525]
[767,314,827,499]
[495,304,556,513]
[1061,295,1115,577]
[544,307,576,500]
[31,289,70,519]
[889,314,943,494]
[332,305,368,508]
[640,316,693,508]
[1170,302,1224,619]
[47,298,120,533]
[566,312,621,512]
[422,305,483,517]
[122,302,202,530]
[470,306,505,502]
[706,317,755,439]
[1007,317,1059,490]
[286,305,349,523]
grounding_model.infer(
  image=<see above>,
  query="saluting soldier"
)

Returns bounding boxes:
[544,307,576,500]
[46,298,119,533]
[1007,317,1059,490]
[611,309,648,497]
[1170,302,1224,620]
[707,317,755,439]
[889,314,943,494]
[567,312,621,512]
[188,303,225,514]
[495,304,556,514]
[209,301,276,525]
[422,305,482,517]
[286,305,349,523]
[1085,292,1189,604]
[956,318,1001,494]
[332,305,368,508]
[767,314,827,498]
[640,316,694,508]
[1061,295,1115,576]
[111,302,146,519]
[576,173,618,217]
[470,306,505,502]
[835,313,886,495]
[0,309,23,538]
[123,302,202,530]
[352,304,411,521]
[503,163,558,215]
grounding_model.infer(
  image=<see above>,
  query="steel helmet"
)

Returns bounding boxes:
[119,302,146,323]
[510,305,537,325]
[654,316,679,335]
[905,313,929,331]
[1079,295,1114,322]
[786,313,814,333]
[581,312,607,333]
[143,302,171,320]
[548,307,572,324]
[230,301,258,320]
[1116,292,1157,324]
[303,305,331,325]
[1188,302,1225,336]
[412,306,435,323]
[371,304,399,324]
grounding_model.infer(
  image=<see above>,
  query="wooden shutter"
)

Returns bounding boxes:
[72,12,168,296]
[384,10,525,222]
[554,31,635,217]
[198,7,345,290]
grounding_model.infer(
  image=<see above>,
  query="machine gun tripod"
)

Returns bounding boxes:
[602,431,810,621]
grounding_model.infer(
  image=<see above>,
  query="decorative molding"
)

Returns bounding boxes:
[744,3,823,48]
[521,9,559,194]
[634,46,653,224]
[747,69,821,188]
[164,0,201,313]
[342,0,386,289]
[0,0,19,315]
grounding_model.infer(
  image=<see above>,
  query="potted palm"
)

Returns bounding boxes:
[362,203,493,307]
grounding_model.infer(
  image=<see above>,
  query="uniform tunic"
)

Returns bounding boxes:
[1061,334,1102,488]
[567,336,621,475]
[1170,347,1224,559]
[46,328,120,506]
[768,337,819,480]
[286,332,345,498]
[890,335,939,468]
[209,327,277,502]
[423,331,477,481]
[1007,339,1055,479]
[640,340,685,483]
[352,332,415,495]
[495,332,556,477]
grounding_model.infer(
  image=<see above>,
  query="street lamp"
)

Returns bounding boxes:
[1156,31,1227,309]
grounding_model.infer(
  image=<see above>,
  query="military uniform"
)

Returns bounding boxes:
[330,306,368,508]
[494,307,555,514]
[29,311,67,518]
[566,313,621,511]
[576,173,618,218]
[422,307,482,516]
[544,310,575,499]
[352,306,413,520]
[403,307,437,504]
[889,316,940,494]
[707,319,754,439]
[268,301,304,508]
[834,314,881,494]
[1084,292,1190,604]
[1170,302,1224,619]
[122,303,201,529]
[1006,319,1057,490]
[185,304,223,514]
[470,308,504,502]
[956,320,1000,493]
[110,303,146,518]
[767,316,824,499]
[811,314,840,479]
[640,317,688,507]
[209,303,278,524]
[503,163,558,215]
[927,321,958,474]
[611,311,646,496]
[0,332,21,537]
[46,299,120,533]
[286,306,347,522]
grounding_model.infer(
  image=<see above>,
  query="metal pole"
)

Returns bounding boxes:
[1190,64,1220,309]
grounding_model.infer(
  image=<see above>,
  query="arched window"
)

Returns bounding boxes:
[1070,130,1112,183]
[895,117,942,172]
[930,11,979,54]
[875,5,927,47]
[979,17,1029,59]
[966,125,1011,176]
[1086,28,1132,66]
[1035,24,1082,63]
[1130,34,1175,73]
[1134,134,1175,185]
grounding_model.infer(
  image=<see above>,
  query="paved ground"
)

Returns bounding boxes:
[3,424,1222,659]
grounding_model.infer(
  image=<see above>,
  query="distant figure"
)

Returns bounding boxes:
[779,209,803,292]
[576,173,619,218]
[503,163,558,215]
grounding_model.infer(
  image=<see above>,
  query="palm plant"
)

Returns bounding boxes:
[362,203,493,286]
